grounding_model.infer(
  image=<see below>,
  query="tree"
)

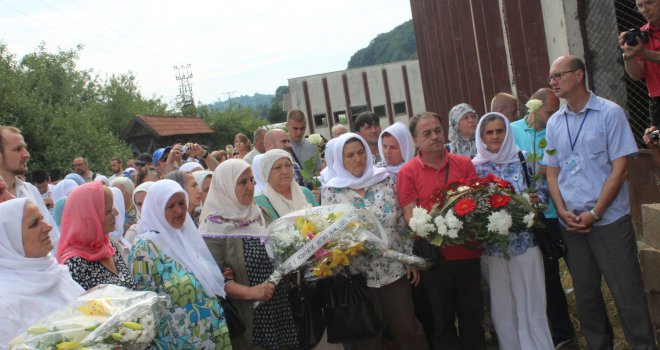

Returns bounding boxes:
[347,20,417,69]
[267,85,289,123]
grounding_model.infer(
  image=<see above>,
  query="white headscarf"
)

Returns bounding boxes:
[260,149,310,216]
[472,112,520,166]
[132,181,154,219]
[109,186,126,239]
[323,133,389,190]
[448,103,478,159]
[180,161,204,173]
[193,170,213,189]
[320,138,338,187]
[252,154,265,195]
[377,122,415,174]
[94,174,110,186]
[0,198,84,344]
[52,179,78,203]
[199,159,268,239]
[137,179,226,297]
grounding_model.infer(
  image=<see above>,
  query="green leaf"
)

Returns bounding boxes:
[537,138,547,149]
[430,235,444,247]
[546,148,557,156]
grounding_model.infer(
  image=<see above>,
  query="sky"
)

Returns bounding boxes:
[0,0,413,107]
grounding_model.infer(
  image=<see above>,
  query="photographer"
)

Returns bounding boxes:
[619,0,660,127]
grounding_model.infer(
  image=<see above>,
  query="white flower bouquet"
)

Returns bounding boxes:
[264,204,429,286]
[9,285,168,350]
[409,174,540,254]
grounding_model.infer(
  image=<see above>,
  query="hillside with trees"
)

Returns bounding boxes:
[347,20,417,69]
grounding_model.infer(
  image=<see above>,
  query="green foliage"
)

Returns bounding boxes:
[347,20,417,69]
[0,43,169,179]
[198,104,269,147]
[267,86,289,123]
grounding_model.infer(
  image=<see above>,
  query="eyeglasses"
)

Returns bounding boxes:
[636,0,656,12]
[547,69,577,84]
[72,163,85,167]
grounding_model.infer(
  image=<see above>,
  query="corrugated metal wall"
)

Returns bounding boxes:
[410,0,549,129]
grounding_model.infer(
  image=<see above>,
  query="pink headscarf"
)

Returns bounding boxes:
[56,182,114,263]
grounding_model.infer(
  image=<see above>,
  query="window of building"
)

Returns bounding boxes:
[333,111,347,124]
[393,102,407,116]
[350,105,368,117]
[314,113,327,126]
[374,105,386,117]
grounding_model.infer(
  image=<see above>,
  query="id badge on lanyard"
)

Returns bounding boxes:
[565,153,581,175]
[564,110,589,176]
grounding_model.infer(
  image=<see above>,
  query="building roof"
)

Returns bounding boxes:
[134,115,214,137]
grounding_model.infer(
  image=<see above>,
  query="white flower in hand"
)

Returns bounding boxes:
[410,207,434,237]
[308,134,323,145]
[434,216,448,236]
[526,99,543,114]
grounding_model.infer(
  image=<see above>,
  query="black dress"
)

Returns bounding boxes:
[64,242,136,290]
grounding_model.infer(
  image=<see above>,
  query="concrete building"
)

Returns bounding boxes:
[286,59,425,139]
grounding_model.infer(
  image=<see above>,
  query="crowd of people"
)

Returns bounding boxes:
[0,54,658,350]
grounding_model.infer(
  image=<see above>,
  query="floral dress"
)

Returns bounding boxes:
[474,160,545,257]
[129,239,232,350]
[321,176,408,288]
[64,241,136,291]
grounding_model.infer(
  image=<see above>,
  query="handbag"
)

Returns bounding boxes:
[288,275,326,349]
[323,273,382,343]
[219,297,246,338]
[517,151,568,260]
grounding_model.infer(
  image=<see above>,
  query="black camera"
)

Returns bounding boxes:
[651,130,660,141]
[623,28,649,46]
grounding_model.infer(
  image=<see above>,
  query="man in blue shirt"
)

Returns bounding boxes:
[511,87,575,348]
[544,55,655,349]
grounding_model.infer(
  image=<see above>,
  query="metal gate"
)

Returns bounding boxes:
[581,0,650,145]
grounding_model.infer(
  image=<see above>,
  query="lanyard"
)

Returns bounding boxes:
[564,110,589,152]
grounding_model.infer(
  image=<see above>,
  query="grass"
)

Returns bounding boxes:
[559,259,630,350]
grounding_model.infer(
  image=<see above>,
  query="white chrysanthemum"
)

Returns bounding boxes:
[308,133,323,145]
[445,209,463,230]
[447,228,459,239]
[522,193,532,205]
[487,210,513,235]
[410,207,433,237]
[523,212,536,228]
[526,99,543,114]
[434,216,448,236]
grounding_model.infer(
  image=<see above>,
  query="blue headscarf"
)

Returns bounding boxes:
[64,173,85,186]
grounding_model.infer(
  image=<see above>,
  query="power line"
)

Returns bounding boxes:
[174,64,194,108]
[66,0,176,67]
[0,0,171,69]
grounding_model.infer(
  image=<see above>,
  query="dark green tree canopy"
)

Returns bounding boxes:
[347,20,417,69]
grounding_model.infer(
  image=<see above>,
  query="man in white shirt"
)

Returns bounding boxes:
[1,126,60,248]
[31,169,54,210]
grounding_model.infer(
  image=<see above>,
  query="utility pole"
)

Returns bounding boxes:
[174,64,194,111]
[222,90,237,107]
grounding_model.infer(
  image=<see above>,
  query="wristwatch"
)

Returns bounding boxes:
[622,53,633,61]
[589,209,601,222]
[198,150,209,160]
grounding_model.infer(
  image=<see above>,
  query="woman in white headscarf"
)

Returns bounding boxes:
[123,181,153,245]
[165,170,204,225]
[129,179,231,349]
[51,178,78,203]
[322,133,428,350]
[319,138,338,188]
[472,112,553,350]
[0,198,84,345]
[199,159,298,350]
[446,103,479,158]
[376,122,415,180]
[254,149,317,222]
[193,170,213,205]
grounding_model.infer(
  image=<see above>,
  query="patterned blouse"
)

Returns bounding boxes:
[474,159,545,258]
[129,238,231,350]
[64,241,136,291]
[321,177,409,288]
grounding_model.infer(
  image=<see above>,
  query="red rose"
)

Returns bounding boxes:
[453,198,477,216]
[490,194,511,208]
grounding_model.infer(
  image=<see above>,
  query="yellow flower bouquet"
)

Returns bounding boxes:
[9,285,167,350]
[262,204,428,288]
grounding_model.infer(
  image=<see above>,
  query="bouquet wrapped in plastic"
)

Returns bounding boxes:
[9,284,168,350]
[409,174,543,253]
[264,203,429,287]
